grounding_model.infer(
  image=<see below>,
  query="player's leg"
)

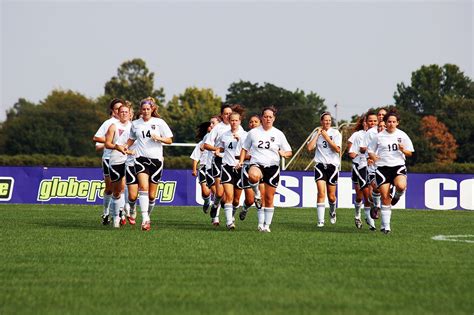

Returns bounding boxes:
[378,183,392,234]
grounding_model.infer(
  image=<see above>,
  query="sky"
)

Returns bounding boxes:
[1,0,472,123]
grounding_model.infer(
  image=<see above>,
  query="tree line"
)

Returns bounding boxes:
[0,59,472,164]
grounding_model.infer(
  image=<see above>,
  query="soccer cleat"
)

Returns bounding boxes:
[239,209,248,221]
[120,215,127,226]
[141,221,151,231]
[257,225,265,232]
[391,195,400,206]
[209,205,218,218]
[227,223,235,230]
[101,214,110,226]
[202,203,210,214]
[126,215,136,225]
[370,205,380,220]
[317,221,325,228]
[381,228,391,235]
[329,209,337,224]
[262,226,271,233]
[254,198,262,210]
[365,218,376,231]
[355,218,363,229]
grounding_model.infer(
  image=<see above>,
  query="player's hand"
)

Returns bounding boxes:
[115,144,127,155]
[233,133,240,141]
[235,161,243,170]
[398,144,405,152]
[192,170,197,176]
[151,134,162,142]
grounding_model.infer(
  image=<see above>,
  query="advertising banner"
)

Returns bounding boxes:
[0,166,472,210]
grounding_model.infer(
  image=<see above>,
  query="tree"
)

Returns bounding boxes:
[103,58,165,111]
[1,90,106,156]
[226,81,327,149]
[420,116,458,163]
[394,64,473,115]
[160,87,222,155]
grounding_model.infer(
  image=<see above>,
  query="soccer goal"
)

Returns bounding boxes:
[283,123,355,171]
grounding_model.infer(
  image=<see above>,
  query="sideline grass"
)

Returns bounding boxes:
[1,204,473,315]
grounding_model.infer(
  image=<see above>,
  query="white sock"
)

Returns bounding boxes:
[257,208,265,228]
[148,199,156,215]
[355,202,363,219]
[103,193,112,216]
[372,192,381,208]
[119,192,126,216]
[364,206,375,226]
[250,182,261,199]
[139,191,150,222]
[317,203,325,223]
[224,204,233,226]
[264,207,274,228]
[381,205,392,231]
[112,195,121,221]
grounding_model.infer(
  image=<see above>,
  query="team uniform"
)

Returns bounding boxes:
[94,117,118,177]
[242,125,291,188]
[190,139,209,184]
[348,130,368,189]
[218,129,248,187]
[311,128,342,186]
[129,117,173,184]
[109,120,132,182]
[361,126,378,184]
[368,129,414,187]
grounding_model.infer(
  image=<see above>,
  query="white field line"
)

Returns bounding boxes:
[431,235,474,243]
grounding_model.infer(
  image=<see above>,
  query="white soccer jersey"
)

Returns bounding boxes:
[202,133,213,169]
[348,130,367,168]
[190,139,208,166]
[109,121,132,165]
[205,122,244,148]
[126,142,137,167]
[129,117,173,160]
[312,128,342,166]
[94,117,118,159]
[361,126,378,172]
[219,129,248,167]
[242,126,291,167]
[368,129,414,167]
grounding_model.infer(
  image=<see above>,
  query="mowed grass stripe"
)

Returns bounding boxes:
[1,204,473,315]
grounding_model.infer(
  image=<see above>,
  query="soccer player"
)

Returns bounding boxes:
[306,112,342,228]
[237,106,292,232]
[190,121,213,213]
[124,103,138,225]
[368,111,414,234]
[92,98,124,225]
[238,114,261,221]
[104,103,132,228]
[125,97,173,231]
[218,111,248,230]
[347,113,376,230]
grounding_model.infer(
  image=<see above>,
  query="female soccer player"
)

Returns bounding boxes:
[124,97,173,231]
[347,113,376,230]
[368,111,414,234]
[93,98,124,225]
[104,103,132,228]
[190,121,213,213]
[238,114,261,221]
[306,112,342,228]
[124,103,139,225]
[238,106,292,232]
[218,111,248,230]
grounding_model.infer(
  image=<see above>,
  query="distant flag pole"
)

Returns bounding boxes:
[334,103,339,128]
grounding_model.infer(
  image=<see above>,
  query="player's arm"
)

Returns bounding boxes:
[192,160,198,177]
[321,130,340,153]
[306,128,321,151]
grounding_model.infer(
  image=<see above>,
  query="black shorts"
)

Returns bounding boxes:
[375,165,407,187]
[134,156,163,184]
[314,163,339,186]
[221,164,242,187]
[126,164,138,185]
[205,168,215,187]
[250,164,280,188]
[102,158,110,177]
[198,165,207,184]
[351,164,368,189]
[368,172,376,184]
[240,165,251,189]
[211,156,223,178]
[109,163,126,183]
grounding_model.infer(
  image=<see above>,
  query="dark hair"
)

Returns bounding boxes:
[353,114,365,132]
[230,104,245,119]
[320,111,331,121]
[109,98,125,115]
[383,110,400,123]
[196,121,211,141]
[220,103,232,115]
[249,114,261,122]
[261,106,277,116]
[378,107,388,116]
[366,110,377,118]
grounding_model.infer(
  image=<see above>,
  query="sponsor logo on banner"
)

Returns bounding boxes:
[0,177,14,201]
[37,176,177,203]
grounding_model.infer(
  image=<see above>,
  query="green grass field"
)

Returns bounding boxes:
[1,204,473,315]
